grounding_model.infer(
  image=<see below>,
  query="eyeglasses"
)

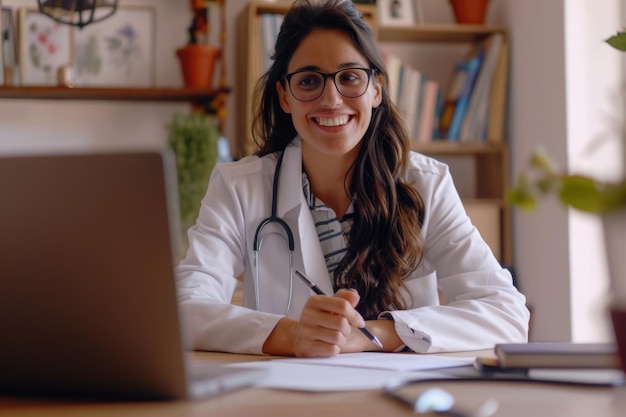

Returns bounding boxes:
[283,67,377,102]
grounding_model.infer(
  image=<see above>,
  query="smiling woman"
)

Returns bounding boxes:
[175,0,529,358]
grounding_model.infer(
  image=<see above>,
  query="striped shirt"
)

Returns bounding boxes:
[302,172,354,283]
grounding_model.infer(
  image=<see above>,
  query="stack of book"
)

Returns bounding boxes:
[384,53,443,146]
[475,342,624,386]
[384,32,504,144]
[439,32,504,143]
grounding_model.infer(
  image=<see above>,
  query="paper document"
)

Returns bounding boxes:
[228,361,457,392]
[276,352,475,372]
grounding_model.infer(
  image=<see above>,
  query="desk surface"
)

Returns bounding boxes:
[1,351,625,417]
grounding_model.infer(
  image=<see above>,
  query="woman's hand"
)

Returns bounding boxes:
[263,289,404,356]
[263,289,368,357]
[290,288,365,357]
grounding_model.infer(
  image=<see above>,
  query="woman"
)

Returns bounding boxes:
[176,0,529,357]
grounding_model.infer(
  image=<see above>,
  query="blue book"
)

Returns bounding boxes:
[446,51,484,141]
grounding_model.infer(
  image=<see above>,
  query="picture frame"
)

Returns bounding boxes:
[377,0,416,27]
[72,6,156,87]
[414,0,425,25]
[0,6,4,86]
[2,7,18,86]
[18,8,72,86]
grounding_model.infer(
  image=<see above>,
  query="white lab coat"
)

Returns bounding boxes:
[175,137,529,354]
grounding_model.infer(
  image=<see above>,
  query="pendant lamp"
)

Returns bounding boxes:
[37,0,118,29]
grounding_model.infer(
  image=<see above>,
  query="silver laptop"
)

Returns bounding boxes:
[0,149,267,400]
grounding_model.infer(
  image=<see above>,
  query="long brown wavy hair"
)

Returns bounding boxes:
[252,0,425,319]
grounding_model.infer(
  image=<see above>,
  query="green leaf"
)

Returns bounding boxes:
[529,147,558,175]
[606,31,626,51]
[559,175,606,213]
[507,175,538,211]
[167,112,220,231]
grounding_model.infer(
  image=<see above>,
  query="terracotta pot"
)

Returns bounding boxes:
[603,208,626,373]
[176,44,220,89]
[449,0,490,25]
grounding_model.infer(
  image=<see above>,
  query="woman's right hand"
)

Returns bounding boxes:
[262,289,366,357]
[291,289,365,357]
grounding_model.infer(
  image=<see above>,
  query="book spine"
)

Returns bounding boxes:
[416,79,440,144]
[446,52,483,141]
[486,39,508,143]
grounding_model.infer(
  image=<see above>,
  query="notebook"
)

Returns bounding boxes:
[0,149,267,400]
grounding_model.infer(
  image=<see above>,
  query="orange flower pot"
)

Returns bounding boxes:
[449,0,490,25]
[176,44,221,89]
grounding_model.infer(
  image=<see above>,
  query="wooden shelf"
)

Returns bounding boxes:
[0,86,229,105]
[378,24,507,43]
[413,141,505,155]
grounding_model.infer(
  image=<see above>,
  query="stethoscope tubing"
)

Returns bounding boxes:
[252,150,295,314]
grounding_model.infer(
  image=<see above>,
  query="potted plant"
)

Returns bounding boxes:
[176,0,221,89]
[168,112,219,243]
[508,31,626,373]
[449,0,490,25]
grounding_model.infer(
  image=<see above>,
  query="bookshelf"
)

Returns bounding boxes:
[0,87,228,113]
[379,24,511,265]
[236,1,511,265]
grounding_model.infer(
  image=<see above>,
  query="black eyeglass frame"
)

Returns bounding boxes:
[282,67,377,102]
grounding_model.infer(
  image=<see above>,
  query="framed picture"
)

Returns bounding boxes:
[72,6,156,87]
[18,8,72,86]
[0,7,4,86]
[378,0,416,27]
[2,7,18,85]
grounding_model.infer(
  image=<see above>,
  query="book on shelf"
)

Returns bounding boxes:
[486,39,509,142]
[260,14,276,70]
[439,48,484,141]
[383,53,403,107]
[446,48,484,141]
[259,13,283,71]
[415,79,441,145]
[494,342,620,369]
[398,65,422,140]
[460,33,503,143]
[383,52,443,144]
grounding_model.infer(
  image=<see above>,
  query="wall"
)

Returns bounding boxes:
[504,0,623,342]
[0,0,190,154]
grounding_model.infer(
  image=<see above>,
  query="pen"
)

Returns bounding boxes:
[295,269,384,349]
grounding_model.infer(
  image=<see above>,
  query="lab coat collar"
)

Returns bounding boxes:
[276,136,304,219]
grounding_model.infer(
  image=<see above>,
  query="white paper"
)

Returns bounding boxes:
[228,361,453,392]
[275,352,475,372]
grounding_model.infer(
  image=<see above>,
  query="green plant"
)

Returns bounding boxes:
[168,112,219,231]
[508,31,626,213]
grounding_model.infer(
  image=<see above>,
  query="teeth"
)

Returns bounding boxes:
[316,115,349,127]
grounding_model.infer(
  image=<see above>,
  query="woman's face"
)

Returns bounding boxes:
[277,29,382,161]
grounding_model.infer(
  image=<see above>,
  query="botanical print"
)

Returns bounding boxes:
[378,0,415,27]
[73,7,155,87]
[19,9,72,86]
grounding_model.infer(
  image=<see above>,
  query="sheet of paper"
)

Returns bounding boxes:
[275,352,475,372]
[228,361,454,392]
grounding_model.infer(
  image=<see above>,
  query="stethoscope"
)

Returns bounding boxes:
[252,150,295,314]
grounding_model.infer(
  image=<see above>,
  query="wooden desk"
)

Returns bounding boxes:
[1,351,625,417]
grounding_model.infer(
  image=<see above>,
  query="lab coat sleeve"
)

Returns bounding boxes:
[384,157,530,353]
[175,162,282,354]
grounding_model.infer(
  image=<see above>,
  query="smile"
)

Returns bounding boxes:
[315,115,350,127]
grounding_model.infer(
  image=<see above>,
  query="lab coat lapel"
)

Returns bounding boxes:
[277,138,334,295]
